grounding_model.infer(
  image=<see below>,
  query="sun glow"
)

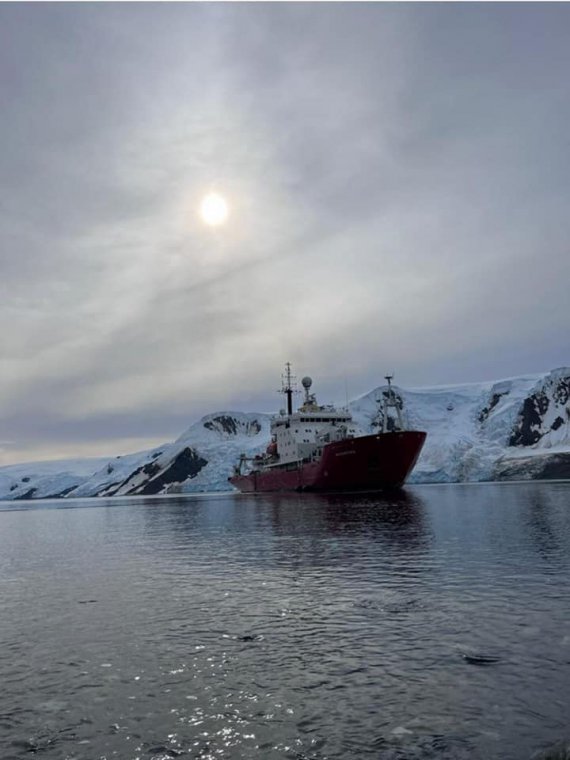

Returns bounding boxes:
[199,192,230,226]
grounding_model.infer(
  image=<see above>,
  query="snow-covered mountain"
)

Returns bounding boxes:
[1,368,569,500]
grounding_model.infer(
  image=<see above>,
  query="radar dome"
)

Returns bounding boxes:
[301,376,312,389]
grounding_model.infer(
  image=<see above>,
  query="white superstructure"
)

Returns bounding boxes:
[269,375,361,466]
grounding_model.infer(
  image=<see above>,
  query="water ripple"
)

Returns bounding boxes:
[0,483,569,759]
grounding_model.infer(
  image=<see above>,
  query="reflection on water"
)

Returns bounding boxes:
[523,490,568,565]
[268,489,426,537]
[0,482,569,760]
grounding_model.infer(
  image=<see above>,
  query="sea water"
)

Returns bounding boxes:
[1,482,569,759]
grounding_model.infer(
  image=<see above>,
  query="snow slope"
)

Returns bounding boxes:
[351,370,570,483]
[1,368,569,500]
[0,413,272,501]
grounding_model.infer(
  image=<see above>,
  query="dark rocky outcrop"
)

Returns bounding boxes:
[135,448,208,495]
[42,485,79,500]
[203,415,261,436]
[509,391,550,446]
[552,377,570,406]
[495,452,570,481]
[478,391,507,424]
[15,487,37,500]
[101,447,207,496]
[508,372,570,448]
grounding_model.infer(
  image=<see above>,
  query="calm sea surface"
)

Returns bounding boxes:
[1,483,569,760]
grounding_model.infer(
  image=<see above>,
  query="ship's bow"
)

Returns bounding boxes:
[315,431,426,491]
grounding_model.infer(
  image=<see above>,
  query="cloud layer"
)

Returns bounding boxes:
[1,4,570,463]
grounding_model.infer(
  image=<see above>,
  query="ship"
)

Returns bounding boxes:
[229,364,426,493]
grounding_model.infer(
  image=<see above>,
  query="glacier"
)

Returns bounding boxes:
[1,367,569,501]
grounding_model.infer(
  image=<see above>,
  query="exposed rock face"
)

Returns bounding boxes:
[15,487,37,501]
[509,392,550,446]
[509,372,570,448]
[135,448,208,495]
[203,415,261,437]
[102,447,208,496]
[478,391,507,424]
[495,452,570,481]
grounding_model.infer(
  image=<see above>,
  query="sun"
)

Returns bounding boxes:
[199,192,230,227]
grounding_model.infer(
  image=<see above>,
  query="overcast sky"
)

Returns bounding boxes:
[1,3,569,465]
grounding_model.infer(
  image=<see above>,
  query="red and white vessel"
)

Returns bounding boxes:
[229,364,426,493]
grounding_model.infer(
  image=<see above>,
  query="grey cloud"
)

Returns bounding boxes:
[1,4,569,463]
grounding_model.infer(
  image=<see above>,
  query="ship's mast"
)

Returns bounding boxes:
[279,362,296,416]
[383,374,404,432]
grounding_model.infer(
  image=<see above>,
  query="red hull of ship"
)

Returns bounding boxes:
[229,431,426,493]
